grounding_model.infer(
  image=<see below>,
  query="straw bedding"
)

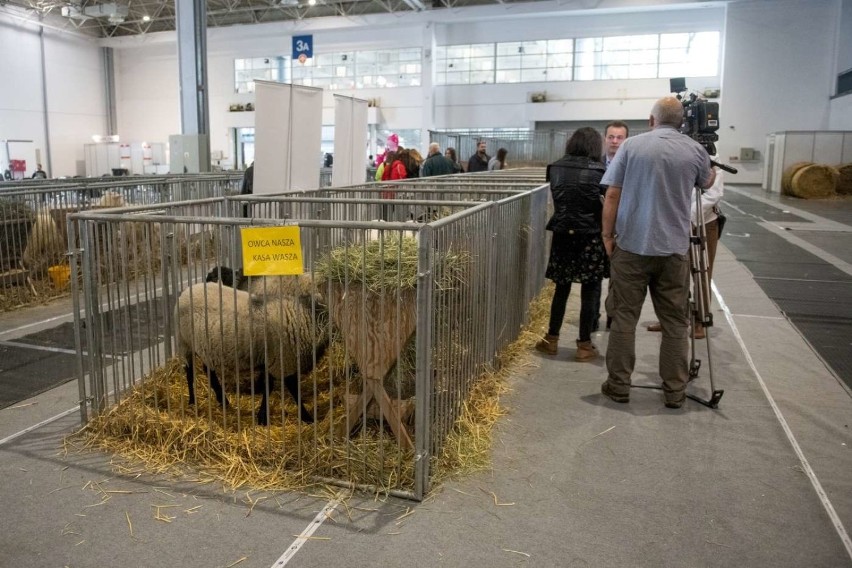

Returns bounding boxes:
[70,233,556,497]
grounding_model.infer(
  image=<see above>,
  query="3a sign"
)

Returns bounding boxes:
[292,35,313,62]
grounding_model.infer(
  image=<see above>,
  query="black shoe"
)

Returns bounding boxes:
[601,381,629,403]
[664,395,685,409]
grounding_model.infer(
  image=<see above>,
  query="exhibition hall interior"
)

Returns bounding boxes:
[1,0,851,566]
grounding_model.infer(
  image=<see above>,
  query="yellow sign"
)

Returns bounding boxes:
[241,226,304,276]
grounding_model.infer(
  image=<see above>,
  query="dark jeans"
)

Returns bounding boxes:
[547,280,603,342]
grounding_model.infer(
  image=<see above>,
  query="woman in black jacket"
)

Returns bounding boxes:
[536,127,609,362]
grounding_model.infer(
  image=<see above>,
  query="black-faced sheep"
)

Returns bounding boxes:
[205,265,247,290]
[175,275,328,425]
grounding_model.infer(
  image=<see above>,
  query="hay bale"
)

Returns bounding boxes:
[781,162,813,195]
[790,164,838,199]
[836,163,852,195]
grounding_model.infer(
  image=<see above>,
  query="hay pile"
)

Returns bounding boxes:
[789,164,838,199]
[0,278,62,312]
[836,163,852,196]
[72,340,416,493]
[315,233,468,293]
[781,162,813,195]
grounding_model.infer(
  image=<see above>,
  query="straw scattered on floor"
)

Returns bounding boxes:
[68,281,556,500]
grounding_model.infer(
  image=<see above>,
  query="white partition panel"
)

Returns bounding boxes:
[254,81,292,195]
[332,95,369,187]
[254,82,323,193]
[289,85,324,192]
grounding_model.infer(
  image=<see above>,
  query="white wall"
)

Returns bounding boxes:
[113,42,179,149]
[829,0,852,130]
[3,0,845,178]
[0,17,44,176]
[837,0,852,75]
[105,4,726,162]
[718,0,840,182]
[0,14,106,177]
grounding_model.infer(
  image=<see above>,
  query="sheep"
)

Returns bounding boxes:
[23,210,67,277]
[205,265,247,290]
[175,277,328,425]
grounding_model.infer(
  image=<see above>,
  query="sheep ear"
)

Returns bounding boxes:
[298,293,325,312]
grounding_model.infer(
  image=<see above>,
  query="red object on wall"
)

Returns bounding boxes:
[9,159,27,173]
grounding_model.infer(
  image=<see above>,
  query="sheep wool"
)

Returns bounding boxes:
[174,281,328,423]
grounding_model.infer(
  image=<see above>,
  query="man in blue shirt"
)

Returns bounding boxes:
[599,97,716,409]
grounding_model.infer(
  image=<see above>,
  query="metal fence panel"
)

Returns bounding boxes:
[0,174,241,311]
[69,174,549,500]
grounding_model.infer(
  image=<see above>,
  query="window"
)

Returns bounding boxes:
[435,44,496,85]
[234,57,289,93]
[495,39,573,83]
[437,31,718,85]
[236,49,422,91]
[658,32,720,78]
[574,34,659,80]
[292,51,355,90]
[355,48,422,88]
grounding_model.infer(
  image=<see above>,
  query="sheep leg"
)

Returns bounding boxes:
[284,373,315,424]
[254,370,271,426]
[184,357,197,405]
[251,371,314,425]
[206,366,228,408]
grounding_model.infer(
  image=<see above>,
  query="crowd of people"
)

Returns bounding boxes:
[535,97,721,410]
[370,136,510,181]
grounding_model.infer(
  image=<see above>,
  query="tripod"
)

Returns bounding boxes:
[685,186,724,408]
[630,187,724,408]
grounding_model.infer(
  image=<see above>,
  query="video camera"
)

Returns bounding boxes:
[670,77,736,174]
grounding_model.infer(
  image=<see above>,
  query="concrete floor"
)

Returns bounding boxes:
[1,185,851,568]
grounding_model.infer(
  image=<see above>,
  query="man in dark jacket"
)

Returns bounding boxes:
[420,143,456,177]
[467,140,490,173]
[241,162,254,195]
[32,164,47,179]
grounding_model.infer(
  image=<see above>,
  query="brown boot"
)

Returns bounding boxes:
[575,340,599,362]
[535,334,559,355]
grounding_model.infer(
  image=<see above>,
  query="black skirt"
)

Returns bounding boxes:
[545,232,610,286]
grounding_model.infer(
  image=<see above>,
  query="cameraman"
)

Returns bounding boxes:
[598,96,716,409]
[647,166,725,339]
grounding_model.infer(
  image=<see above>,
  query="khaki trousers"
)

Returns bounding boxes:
[604,246,691,400]
[693,218,719,311]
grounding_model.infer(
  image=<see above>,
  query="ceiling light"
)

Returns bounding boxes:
[142,14,151,21]
[308,0,316,6]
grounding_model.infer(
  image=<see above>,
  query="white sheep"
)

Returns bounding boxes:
[175,277,328,425]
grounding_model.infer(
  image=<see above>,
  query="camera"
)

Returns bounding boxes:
[669,78,737,174]
[670,78,720,155]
